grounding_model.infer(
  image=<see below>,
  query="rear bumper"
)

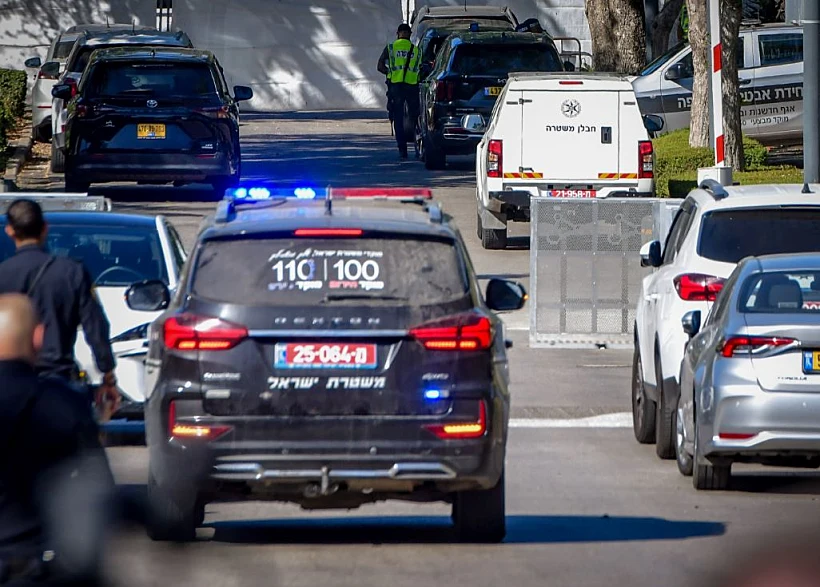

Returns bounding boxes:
[68,151,235,183]
[489,181,655,208]
[698,387,820,462]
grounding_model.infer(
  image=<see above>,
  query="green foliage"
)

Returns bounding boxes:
[653,128,780,197]
[0,68,27,159]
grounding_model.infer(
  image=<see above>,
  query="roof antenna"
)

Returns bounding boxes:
[325,184,333,215]
[803,182,813,194]
[106,15,110,27]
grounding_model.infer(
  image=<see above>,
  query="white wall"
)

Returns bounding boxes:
[172,0,404,112]
[0,0,156,70]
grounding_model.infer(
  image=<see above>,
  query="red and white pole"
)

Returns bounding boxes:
[708,0,725,166]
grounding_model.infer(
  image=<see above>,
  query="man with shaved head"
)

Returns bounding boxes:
[0,294,112,585]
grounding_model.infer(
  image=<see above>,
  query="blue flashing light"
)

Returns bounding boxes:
[424,389,443,400]
[294,187,317,199]
[248,187,271,200]
[234,187,247,198]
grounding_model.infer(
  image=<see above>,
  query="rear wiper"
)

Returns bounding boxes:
[321,293,408,303]
[116,88,156,94]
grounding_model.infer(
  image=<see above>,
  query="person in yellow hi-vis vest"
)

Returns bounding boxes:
[377,23,420,159]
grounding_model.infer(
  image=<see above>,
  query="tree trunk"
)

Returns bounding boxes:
[585,0,647,74]
[651,0,685,58]
[686,0,710,148]
[721,0,745,170]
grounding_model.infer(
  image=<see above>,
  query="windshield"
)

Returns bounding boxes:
[0,222,168,287]
[739,271,820,313]
[191,237,468,306]
[639,41,687,76]
[87,62,217,98]
[450,43,562,76]
[698,209,820,264]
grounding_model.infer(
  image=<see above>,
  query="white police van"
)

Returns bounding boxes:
[632,22,803,145]
[473,72,656,250]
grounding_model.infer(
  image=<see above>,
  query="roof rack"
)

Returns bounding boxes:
[0,193,112,213]
[698,179,729,200]
[214,186,443,225]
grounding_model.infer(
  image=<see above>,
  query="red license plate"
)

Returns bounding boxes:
[547,189,597,198]
[275,343,377,369]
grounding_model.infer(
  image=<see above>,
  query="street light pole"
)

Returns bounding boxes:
[803,0,819,188]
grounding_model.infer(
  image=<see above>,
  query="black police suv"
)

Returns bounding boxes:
[53,47,252,195]
[129,187,526,543]
[417,31,563,170]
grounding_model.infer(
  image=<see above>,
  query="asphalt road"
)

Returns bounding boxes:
[18,112,820,587]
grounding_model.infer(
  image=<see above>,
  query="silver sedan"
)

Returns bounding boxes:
[676,252,820,490]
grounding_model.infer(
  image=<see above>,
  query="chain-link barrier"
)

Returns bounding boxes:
[529,197,683,348]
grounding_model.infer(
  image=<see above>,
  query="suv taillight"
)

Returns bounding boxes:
[434,80,455,102]
[487,139,502,178]
[409,312,492,351]
[163,314,248,351]
[674,274,726,302]
[423,401,487,439]
[639,140,654,179]
[194,105,229,118]
[38,70,58,81]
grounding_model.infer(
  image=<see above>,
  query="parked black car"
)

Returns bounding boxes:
[417,31,563,170]
[129,187,526,543]
[53,47,252,195]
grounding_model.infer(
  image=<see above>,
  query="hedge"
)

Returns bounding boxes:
[653,128,771,197]
[0,68,27,158]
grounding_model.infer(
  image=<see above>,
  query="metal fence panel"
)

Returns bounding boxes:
[529,197,683,348]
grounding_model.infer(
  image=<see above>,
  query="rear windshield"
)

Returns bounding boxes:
[54,40,76,60]
[450,43,562,75]
[698,209,820,263]
[86,62,217,98]
[191,237,468,306]
[739,271,820,313]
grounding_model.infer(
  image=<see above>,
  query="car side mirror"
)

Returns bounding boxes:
[682,310,701,338]
[486,278,527,312]
[664,63,684,82]
[125,279,170,312]
[563,60,576,72]
[643,114,664,134]
[234,85,253,101]
[461,113,486,132]
[25,56,42,69]
[640,240,662,268]
[51,84,74,101]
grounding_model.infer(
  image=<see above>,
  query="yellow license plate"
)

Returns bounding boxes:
[803,351,820,373]
[485,86,502,96]
[137,124,165,139]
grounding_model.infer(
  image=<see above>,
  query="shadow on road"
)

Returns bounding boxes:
[728,470,820,495]
[204,514,725,545]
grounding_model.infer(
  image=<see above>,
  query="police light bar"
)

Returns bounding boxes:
[223,186,433,202]
[0,193,112,214]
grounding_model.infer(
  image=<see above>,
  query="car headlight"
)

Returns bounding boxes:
[110,323,150,344]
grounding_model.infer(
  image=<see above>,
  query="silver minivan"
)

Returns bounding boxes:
[632,22,803,145]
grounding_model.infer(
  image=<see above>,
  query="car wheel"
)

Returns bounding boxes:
[453,469,506,543]
[145,472,199,542]
[654,352,675,459]
[423,135,446,170]
[477,211,508,250]
[51,140,65,173]
[692,423,730,491]
[631,344,656,443]
[675,394,693,476]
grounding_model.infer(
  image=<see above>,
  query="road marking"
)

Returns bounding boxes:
[510,412,631,428]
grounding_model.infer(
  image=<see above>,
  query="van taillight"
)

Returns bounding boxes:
[435,80,455,101]
[163,314,248,351]
[487,140,502,178]
[409,312,493,351]
[639,140,654,179]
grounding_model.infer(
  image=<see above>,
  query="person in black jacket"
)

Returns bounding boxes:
[0,293,114,586]
[0,199,119,411]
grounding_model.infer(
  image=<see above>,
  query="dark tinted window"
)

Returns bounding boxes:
[87,62,217,98]
[739,271,820,313]
[0,222,167,286]
[673,39,745,77]
[698,209,820,263]
[191,237,468,305]
[759,33,803,66]
[54,40,76,60]
[640,42,686,76]
[71,47,95,73]
[450,43,562,76]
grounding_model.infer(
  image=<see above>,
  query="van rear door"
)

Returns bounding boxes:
[518,85,621,190]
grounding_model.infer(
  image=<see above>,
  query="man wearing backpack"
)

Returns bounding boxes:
[0,199,119,414]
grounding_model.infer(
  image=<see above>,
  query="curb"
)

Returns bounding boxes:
[1,109,34,193]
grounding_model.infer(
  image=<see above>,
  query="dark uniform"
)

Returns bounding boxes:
[0,360,113,586]
[0,246,115,383]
